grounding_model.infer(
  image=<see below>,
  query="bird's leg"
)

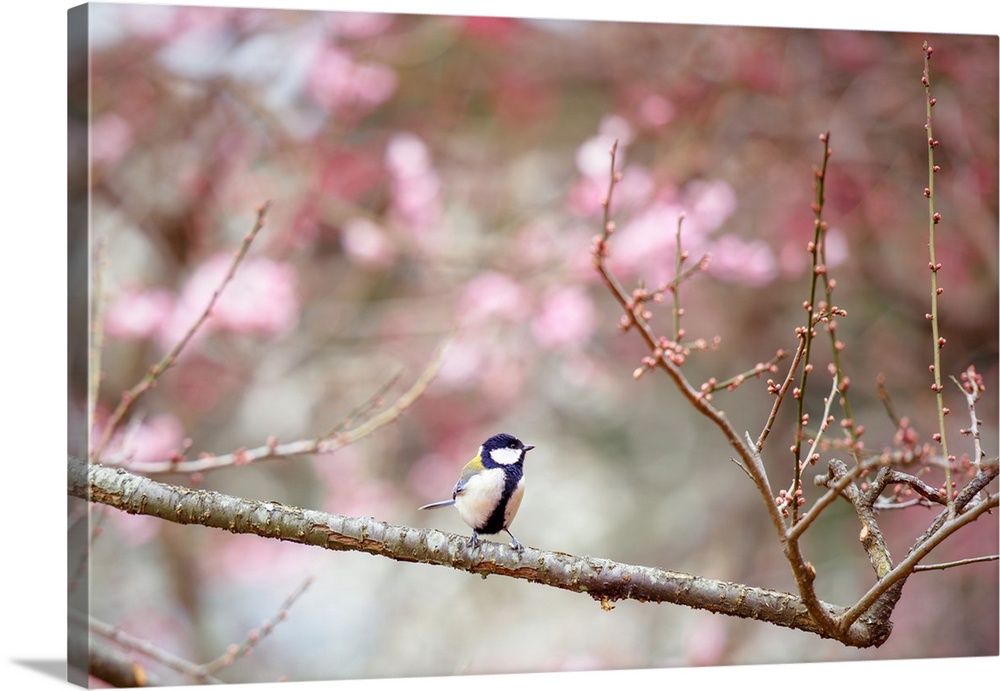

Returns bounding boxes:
[505,530,523,551]
[469,531,480,550]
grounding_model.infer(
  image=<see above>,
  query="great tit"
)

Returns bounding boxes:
[419,433,535,550]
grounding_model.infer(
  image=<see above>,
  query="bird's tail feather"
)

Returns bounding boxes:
[418,499,455,511]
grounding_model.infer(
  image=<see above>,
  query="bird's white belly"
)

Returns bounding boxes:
[454,467,506,530]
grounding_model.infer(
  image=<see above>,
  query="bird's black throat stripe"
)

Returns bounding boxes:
[478,462,523,534]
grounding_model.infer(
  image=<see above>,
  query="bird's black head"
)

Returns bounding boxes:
[481,433,535,466]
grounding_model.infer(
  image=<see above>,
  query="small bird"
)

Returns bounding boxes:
[419,433,535,550]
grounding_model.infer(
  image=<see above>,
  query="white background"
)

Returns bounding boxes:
[2,1,997,689]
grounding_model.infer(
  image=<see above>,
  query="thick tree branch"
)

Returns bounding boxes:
[68,455,893,648]
[838,483,997,634]
[818,460,999,635]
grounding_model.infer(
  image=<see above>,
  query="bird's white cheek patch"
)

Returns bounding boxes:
[489,446,522,466]
[454,468,505,529]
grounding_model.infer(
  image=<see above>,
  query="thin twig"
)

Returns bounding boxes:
[320,370,403,439]
[110,338,449,475]
[703,349,788,395]
[912,554,998,572]
[777,373,840,518]
[91,202,273,462]
[671,213,687,342]
[876,373,902,428]
[922,42,953,516]
[867,467,948,506]
[595,141,841,637]
[803,373,840,466]
[78,611,225,684]
[873,496,931,510]
[204,577,314,675]
[952,366,986,473]
[791,132,833,524]
[756,338,807,453]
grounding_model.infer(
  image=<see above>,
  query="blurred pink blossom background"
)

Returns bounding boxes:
[73,6,998,685]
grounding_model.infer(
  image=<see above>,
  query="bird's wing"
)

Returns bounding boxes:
[452,455,484,496]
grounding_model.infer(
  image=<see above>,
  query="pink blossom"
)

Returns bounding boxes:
[91,113,133,165]
[708,234,778,286]
[568,164,654,217]
[475,351,525,403]
[569,117,653,217]
[154,13,242,79]
[386,132,434,177]
[824,226,849,267]
[574,115,635,179]
[779,238,806,276]
[457,271,530,327]
[567,175,610,217]
[326,12,394,39]
[207,256,298,334]
[611,199,691,283]
[605,179,738,284]
[307,45,397,112]
[341,217,398,268]
[637,94,676,129]
[436,338,487,388]
[436,336,524,402]
[105,288,174,340]
[531,287,596,350]
[104,413,186,465]
[159,254,299,349]
[385,133,441,233]
[683,179,739,234]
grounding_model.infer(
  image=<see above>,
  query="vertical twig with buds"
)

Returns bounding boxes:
[921,42,955,515]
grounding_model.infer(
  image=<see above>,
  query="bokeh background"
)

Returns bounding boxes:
[69,4,998,684]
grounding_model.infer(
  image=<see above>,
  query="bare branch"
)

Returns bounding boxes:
[204,577,314,675]
[840,490,998,634]
[91,202,273,462]
[76,611,225,684]
[952,365,987,473]
[68,455,892,648]
[107,338,449,475]
[756,338,806,453]
[921,41,954,515]
[75,576,312,685]
[912,555,998,572]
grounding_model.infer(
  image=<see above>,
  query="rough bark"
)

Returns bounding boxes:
[68,456,897,647]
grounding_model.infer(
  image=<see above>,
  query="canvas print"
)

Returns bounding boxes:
[67,3,998,687]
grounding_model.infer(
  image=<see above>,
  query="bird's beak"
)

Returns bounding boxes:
[524,444,535,452]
